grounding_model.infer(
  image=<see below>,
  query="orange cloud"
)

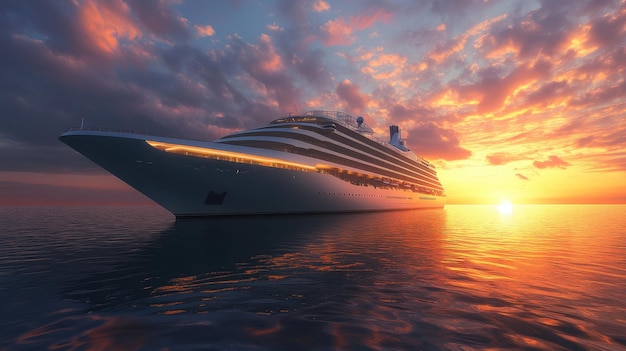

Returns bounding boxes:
[320,17,353,46]
[312,0,330,12]
[533,155,571,169]
[258,34,284,72]
[405,122,472,161]
[194,24,215,37]
[320,9,393,46]
[430,14,506,63]
[360,51,408,81]
[78,0,141,53]
[456,60,552,114]
[486,152,522,166]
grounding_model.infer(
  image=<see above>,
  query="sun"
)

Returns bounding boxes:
[497,200,513,214]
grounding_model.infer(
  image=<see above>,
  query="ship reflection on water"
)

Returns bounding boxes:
[2,205,625,350]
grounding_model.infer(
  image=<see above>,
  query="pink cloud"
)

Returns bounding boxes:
[486,152,520,166]
[520,80,572,108]
[312,0,330,13]
[429,35,469,63]
[336,79,369,113]
[480,8,571,60]
[195,24,215,37]
[360,52,408,81]
[230,33,300,112]
[405,122,472,161]
[351,8,393,30]
[320,17,353,46]
[430,14,506,63]
[456,60,552,113]
[241,34,284,73]
[319,8,393,46]
[533,155,571,169]
[78,0,141,54]
[127,0,190,41]
[587,3,626,47]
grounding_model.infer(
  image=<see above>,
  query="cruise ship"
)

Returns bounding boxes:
[59,111,445,217]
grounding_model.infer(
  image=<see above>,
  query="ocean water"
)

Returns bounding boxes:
[0,205,625,351]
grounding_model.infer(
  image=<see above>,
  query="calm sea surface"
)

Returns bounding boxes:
[1,205,625,350]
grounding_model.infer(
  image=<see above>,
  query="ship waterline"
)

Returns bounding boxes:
[59,111,446,217]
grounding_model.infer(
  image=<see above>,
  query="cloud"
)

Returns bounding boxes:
[405,122,472,161]
[455,60,552,114]
[127,0,190,41]
[319,8,393,46]
[336,79,369,113]
[587,2,626,47]
[486,152,520,166]
[292,48,333,89]
[570,79,626,107]
[228,33,301,112]
[516,80,573,111]
[533,155,571,169]
[195,24,215,37]
[0,1,300,173]
[319,17,353,46]
[516,173,529,180]
[312,0,330,13]
[429,14,507,63]
[359,51,408,81]
[79,0,142,54]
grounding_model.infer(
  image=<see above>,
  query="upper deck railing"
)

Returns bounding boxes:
[302,110,373,130]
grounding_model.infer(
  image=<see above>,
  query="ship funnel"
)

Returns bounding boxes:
[389,125,409,151]
[389,125,400,143]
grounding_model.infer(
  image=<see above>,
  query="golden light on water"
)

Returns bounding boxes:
[497,200,513,215]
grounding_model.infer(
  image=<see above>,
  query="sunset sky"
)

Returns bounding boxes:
[1,0,625,205]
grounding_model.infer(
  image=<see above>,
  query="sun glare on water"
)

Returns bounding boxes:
[497,200,514,215]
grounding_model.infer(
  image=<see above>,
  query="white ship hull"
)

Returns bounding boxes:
[60,130,445,217]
